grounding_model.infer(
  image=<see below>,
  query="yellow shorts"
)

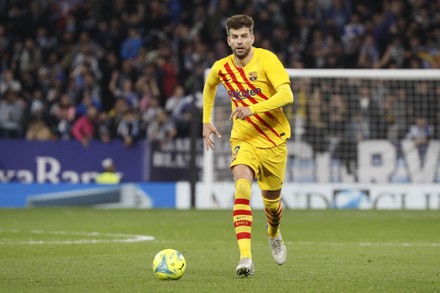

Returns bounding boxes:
[230,140,287,191]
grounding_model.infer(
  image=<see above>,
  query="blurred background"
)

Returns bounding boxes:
[0,0,439,209]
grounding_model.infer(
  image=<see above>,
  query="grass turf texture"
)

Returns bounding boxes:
[1,209,440,293]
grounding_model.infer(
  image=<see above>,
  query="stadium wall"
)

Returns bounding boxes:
[0,182,189,209]
[2,139,439,184]
[0,182,438,210]
[0,140,146,183]
[0,139,203,183]
[196,182,440,210]
[0,139,439,210]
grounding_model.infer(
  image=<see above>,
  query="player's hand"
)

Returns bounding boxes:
[230,107,252,120]
[203,123,221,151]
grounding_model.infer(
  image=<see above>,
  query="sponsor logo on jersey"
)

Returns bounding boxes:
[227,88,262,100]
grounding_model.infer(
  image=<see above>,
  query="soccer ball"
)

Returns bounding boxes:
[152,249,186,280]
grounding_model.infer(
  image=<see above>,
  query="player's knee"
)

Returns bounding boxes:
[262,189,281,201]
[235,179,251,200]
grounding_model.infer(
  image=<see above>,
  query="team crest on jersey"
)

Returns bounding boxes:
[248,71,258,81]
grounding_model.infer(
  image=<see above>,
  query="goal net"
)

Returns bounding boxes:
[203,69,440,190]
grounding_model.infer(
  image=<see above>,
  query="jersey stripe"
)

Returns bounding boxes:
[219,68,277,146]
[224,63,259,104]
[234,65,280,123]
[224,63,282,141]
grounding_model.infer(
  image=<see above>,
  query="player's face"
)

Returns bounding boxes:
[227,27,254,60]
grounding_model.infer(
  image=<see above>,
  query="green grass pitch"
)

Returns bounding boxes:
[1,208,440,292]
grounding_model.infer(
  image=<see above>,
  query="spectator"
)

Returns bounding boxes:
[17,38,42,74]
[405,116,434,160]
[357,34,380,68]
[375,37,405,68]
[0,70,21,95]
[49,93,76,122]
[141,97,162,129]
[349,85,386,139]
[71,105,98,147]
[0,0,438,152]
[116,78,138,109]
[116,109,140,147]
[327,93,347,138]
[135,64,160,104]
[25,116,52,141]
[96,111,113,144]
[137,82,159,114]
[108,98,129,137]
[156,54,179,106]
[342,13,365,49]
[165,85,190,137]
[28,89,46,118]
[383,89,407,143]
[336,111,371,177]
[99,50,119,112]
[72,46,102,82]
[72,31,103,62]
[52,105,74,141]
[75,92,100,118]
[323,0,350,32]
[305,87,328,154]
[0,91,24,138]
[164,84,184,109]
[147,109,177,149]
[0,24,8,52]
[120,28,143,61]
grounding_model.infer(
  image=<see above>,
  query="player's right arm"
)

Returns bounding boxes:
[202,123,221,151]
[202,63,222,151]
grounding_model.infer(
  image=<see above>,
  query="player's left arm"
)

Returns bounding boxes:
[251,50,294,114]
[248,83,293,114]
[230,83,293,119]
[230,51,294,120]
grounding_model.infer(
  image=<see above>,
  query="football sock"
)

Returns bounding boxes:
[262,196,282,238]
[233,179,253,259]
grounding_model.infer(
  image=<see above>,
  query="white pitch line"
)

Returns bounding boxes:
[154,239,440,248]
[2,229,438,247]
[0,229,155,245]
[287,241,440,247]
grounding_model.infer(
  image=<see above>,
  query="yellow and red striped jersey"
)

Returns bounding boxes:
[203,47,292,148]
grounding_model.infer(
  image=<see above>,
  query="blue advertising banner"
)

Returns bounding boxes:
[0,183,177,208]
[0,140,147,183]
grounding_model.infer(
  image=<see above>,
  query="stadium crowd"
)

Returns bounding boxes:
[0,0,439,149]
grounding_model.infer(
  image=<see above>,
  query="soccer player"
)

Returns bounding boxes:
[202,14,294,276]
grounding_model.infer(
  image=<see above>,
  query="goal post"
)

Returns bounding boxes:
[202,69,440,196]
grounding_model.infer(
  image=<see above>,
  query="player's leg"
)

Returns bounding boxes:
[262,189,286,265]
[232,164,254,276]
[262,189,283,238]
[230,141,258,276]
[257,143,287,265]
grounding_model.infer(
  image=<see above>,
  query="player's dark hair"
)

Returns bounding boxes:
[225,15,254,35]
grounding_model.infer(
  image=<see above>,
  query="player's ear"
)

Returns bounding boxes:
[251,34,255,45]
[227,36,232,47]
